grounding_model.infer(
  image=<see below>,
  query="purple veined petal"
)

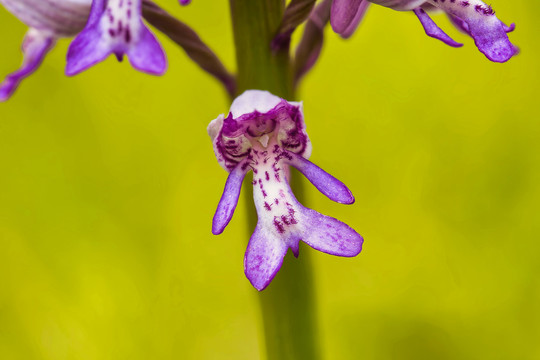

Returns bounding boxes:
[127,25,168,74]
[212,161,250,235]
[413,8,463,48]
[244,224,289,291]
[330,0,369,39]
[65,0,167,75]
[286,151,355,204]
[301,207,363,257]
[0,30,55,102]
[430,0,516,63]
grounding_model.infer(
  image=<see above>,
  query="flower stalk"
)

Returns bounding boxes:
[228,0,320,358]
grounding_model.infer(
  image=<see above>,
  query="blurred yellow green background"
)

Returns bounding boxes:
[1,1,539,359]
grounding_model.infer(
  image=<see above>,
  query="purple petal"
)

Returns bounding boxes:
[127,26,167,74]
[413,8,463,48]
[212,162,249,235]
[271,0,317,52]
[330,0,369,38]
[244,224,289,291]
[0,30,54,102]
[65,24,113,76]
[66,0,166,75]
[432,0,516,63]
[503,23,516,33]
[448,14,470,34]
[179,0,191,5]
[294,0,332,84]
[286,152,354,204]
[301,207,363,257]
[331,0,369,39]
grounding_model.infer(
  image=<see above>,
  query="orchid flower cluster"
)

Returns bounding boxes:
[1,0,517,290]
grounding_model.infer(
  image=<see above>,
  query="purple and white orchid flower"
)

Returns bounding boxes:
[66,0,167,75]
[208,90,363,291]
[330,0,517,63]
[0,0,91,101]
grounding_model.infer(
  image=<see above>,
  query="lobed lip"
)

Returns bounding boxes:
[209,90,363,291]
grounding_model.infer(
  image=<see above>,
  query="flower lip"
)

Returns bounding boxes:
[209,90,363,291]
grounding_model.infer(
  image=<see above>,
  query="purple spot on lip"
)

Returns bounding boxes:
[273,218,285,233]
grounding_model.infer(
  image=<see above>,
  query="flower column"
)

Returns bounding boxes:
[228,0,320,359]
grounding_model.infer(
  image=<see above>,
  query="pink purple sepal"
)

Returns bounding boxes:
[330,0,370,39]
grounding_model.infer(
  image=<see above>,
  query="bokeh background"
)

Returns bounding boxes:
[1,1,538,359]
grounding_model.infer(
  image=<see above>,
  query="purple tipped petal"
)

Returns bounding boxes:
[301,208,363,257]
[212,162,249,235]
[287,152,354,204]
[331,0,369,39]
[0,30,54,102]
[244,225,288,291]
[66,0,166,75]
[413,8,463,48]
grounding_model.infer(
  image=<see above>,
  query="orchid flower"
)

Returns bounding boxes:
[65,0,167,76]
[0,0,91,101]
[330,0,517,62]
[208,90,363,291]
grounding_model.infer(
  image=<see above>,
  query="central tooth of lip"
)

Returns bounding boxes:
[258,134,270,147]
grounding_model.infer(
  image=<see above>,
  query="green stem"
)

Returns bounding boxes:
[229,1,320,359]
[229,0,292,99]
